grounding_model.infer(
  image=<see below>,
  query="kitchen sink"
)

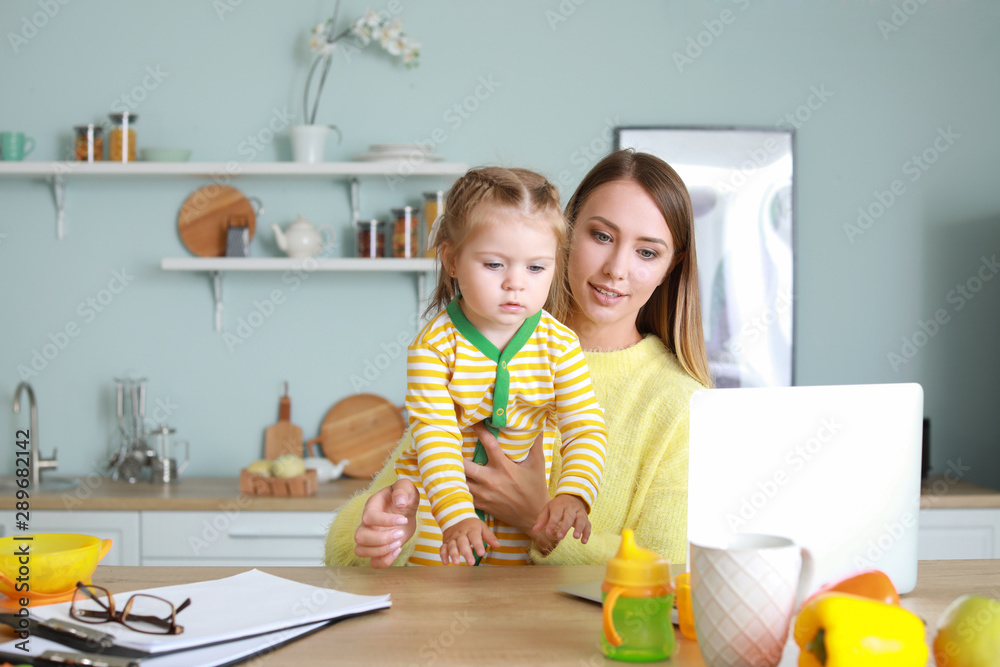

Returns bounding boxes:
[0,476,81,492]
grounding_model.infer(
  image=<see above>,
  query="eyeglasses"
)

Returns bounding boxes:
[71,582,192,635]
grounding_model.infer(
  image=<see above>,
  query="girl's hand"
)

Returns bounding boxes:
[353,479,419,568]
[440,517,500,566]
[533,494,591,544]
[464,422,550,535]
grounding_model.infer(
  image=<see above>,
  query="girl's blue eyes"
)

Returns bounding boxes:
[483,262,546,273]
[590,230,659,260]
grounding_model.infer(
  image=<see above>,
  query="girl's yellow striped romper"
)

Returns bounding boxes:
[396,300,607,566]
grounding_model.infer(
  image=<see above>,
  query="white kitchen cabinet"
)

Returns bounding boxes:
[140,511,336,566]
[0,508,338,566]
[918,508,1000,559]
[0,510,141,566]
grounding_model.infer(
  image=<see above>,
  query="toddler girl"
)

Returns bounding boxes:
[395,166,608,566]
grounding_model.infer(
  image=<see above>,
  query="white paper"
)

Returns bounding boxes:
[27,569,391,654]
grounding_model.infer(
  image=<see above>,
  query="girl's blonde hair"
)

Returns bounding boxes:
[427,166,568,317]
[560,149,712,388]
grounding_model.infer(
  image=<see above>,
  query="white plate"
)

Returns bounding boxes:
[352,152,445,162]
[369,143,435,153]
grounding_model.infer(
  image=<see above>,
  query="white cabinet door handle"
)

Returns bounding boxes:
[227,528,328,539]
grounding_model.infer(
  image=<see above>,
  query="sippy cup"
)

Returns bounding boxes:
[601,529,675,662]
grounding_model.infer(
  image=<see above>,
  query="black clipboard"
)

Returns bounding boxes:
[0,612,377,667]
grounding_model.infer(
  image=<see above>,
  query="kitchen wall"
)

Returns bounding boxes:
[2,1,999,486]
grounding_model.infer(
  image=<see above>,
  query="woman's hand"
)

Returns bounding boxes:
[353,479,419,568]
[463,422,555,552]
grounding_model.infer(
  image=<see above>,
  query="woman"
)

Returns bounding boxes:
[324,149,711,567]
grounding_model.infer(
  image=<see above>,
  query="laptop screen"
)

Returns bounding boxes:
[687,383,923,594]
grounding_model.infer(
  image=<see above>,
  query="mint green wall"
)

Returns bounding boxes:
[2,1,998,485]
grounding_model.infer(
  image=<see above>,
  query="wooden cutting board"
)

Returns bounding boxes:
[306,394,406,478]
[264,385,303,460]
[177,185,257,257]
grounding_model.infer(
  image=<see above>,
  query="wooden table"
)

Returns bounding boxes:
[56,560,998,665]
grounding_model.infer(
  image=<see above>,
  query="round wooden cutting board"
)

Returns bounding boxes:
[307,394,407,479]
[177,185,257,256]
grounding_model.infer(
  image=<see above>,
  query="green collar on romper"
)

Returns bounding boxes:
[447,298,541,565]
[445,299,542,437]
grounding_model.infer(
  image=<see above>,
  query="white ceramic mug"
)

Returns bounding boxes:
[690,534,814,667]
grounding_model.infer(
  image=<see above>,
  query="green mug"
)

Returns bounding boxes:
[0,132,35,161]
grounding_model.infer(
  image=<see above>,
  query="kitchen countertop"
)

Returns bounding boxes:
[0,476,370,512]
[2,474,996,513]
[920,475,1000,509]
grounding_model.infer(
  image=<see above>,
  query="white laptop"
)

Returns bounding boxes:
[688,383,923,595]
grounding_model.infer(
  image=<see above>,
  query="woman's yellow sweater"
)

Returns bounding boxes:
[323,334,702,566]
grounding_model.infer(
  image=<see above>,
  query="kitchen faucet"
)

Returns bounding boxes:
[12,382,59,487]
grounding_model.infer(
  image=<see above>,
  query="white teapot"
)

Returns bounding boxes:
[271,215,336,259]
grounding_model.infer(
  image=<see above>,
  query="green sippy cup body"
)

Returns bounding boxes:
[601,530,675,662]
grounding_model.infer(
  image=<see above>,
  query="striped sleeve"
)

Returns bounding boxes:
[550,333,607,511]
[405,328,477,532]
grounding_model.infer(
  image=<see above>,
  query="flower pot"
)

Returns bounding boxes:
[290,125,330,163]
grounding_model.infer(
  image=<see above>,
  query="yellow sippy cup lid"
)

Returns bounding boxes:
[605,529,672,588]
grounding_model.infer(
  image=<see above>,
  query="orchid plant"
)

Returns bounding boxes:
[303,2,420,126]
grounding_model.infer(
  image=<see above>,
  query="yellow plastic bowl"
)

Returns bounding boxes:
[0,533,112,600]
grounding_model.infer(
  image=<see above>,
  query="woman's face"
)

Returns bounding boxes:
[566,179,676,349]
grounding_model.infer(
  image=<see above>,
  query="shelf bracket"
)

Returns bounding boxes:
[417,272,426,322]
[211,271,224,333]
[349,177,361,225]
[416,267,438,328]
[47,174,66,240]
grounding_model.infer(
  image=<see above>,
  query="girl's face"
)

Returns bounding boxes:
[566,179,676,350]
[443,206,559,349]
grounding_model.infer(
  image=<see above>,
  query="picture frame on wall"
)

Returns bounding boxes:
[616,126,795,388]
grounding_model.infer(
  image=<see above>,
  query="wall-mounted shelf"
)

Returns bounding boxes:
[161,257,436,271]
[0,161,468,239]
[0,161,468,177]
[161,257,438,332]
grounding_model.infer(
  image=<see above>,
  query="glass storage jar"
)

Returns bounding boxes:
[74,124,103,162]
[108,112,137,162]
[356,219,386,258]
[391,206,419,258]
[423,191,445,257]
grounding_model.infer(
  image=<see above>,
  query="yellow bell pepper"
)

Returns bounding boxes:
[794,593,928,667]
